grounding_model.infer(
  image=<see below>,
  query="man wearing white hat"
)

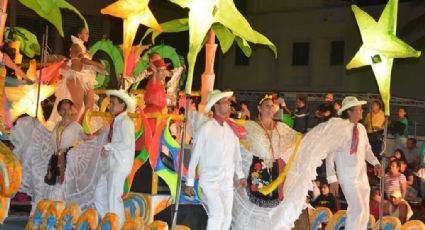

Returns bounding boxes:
[184,89,247,230]
[326,96,384,229]
[95,89,135,227]
[384,190,413,224]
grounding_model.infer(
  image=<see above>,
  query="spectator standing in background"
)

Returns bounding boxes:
[390,106,409,148]
[315,93,334,124]
[292,94,309,133]
[364,100,385,160]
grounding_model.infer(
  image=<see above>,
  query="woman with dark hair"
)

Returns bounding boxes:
[384,159,407,199]
[46,27,105,130]
[44,99,86,201]
[364,100,385,159]
[11,99,107,212]
[232,94,299,229]
[393,148,407,162]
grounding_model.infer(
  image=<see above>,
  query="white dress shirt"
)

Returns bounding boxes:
[187,118,245,187]
[103,112,135,174]
[326,118,380,184]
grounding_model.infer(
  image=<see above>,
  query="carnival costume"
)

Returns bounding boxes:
[232,121,298,230]
[10,116,107,211]
[186,90,244,230]
[46,35,102,130]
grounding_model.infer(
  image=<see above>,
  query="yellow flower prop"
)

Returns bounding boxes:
[40,201,65,230]
[26,199,52,229]
[57,203,80,230]
[346,0,421,115]
[145,220,169,230]
[0,142,22,197]
[0,197,9,224]
[75,208,98,230]
[98,213,120,230]
[5,84,56,123]
[122,217,145,230]
[167,0,277,94]
[101,0,163,79]
[0,141,21,223]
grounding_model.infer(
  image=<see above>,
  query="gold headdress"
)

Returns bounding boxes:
[258,94,273,105]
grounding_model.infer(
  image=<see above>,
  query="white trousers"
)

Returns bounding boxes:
[340,182,371,230]
[200,182,233,230]
[94,174,108,218]
[107,171,128,228]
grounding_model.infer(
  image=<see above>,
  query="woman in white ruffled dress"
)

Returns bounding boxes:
[232,95,298,230]
[11,99,107,211]
[46,27,105,130]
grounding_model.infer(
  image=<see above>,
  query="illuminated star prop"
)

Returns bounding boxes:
[5,84,56,123]
[346,0,421,115]
[168,0,277,94]
[101,0,163,79]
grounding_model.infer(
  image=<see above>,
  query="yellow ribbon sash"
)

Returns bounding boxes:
[259,133,303,195]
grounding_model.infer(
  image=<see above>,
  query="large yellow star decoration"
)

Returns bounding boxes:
[346,0,421,115]
[101,0,163,79]
[5,84,56,123]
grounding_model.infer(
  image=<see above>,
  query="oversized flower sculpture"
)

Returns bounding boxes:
[101,0,163,79]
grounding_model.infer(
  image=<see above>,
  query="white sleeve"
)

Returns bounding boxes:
[326,151,338,184]
[186,126,206,186]
[233,136,245,180]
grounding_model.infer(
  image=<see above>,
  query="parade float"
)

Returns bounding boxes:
[0,0,423,229]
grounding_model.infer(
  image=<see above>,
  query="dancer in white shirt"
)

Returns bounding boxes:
[184,90,246,230]
[95,90,135,227]
[326,96,384,229]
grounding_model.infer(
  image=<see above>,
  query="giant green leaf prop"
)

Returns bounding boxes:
[142,18,189,45]
[18,0,88,37]
[165,0,277,94]
[346,0,421,115]
[89,39,124,79]
[4,27,40,58]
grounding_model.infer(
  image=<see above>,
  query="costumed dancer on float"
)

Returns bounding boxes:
[143,55,170,115]
[249,96,384,229]
[184,90,247,230]
[95,90,135,227]
[232,94,298,230]
[43,99,86,202]
[0,48,31,128]
[326,96,384,229]
[10,99,106,212]
[46,27,105,130]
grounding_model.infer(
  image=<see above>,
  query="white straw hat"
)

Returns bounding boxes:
[106,90,136,113]
[338,96,367,115]
[204,90,233,113]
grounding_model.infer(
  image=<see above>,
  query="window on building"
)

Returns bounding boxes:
[330,40,344,65]
[235,48,250,66]
[292,42,310,66]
